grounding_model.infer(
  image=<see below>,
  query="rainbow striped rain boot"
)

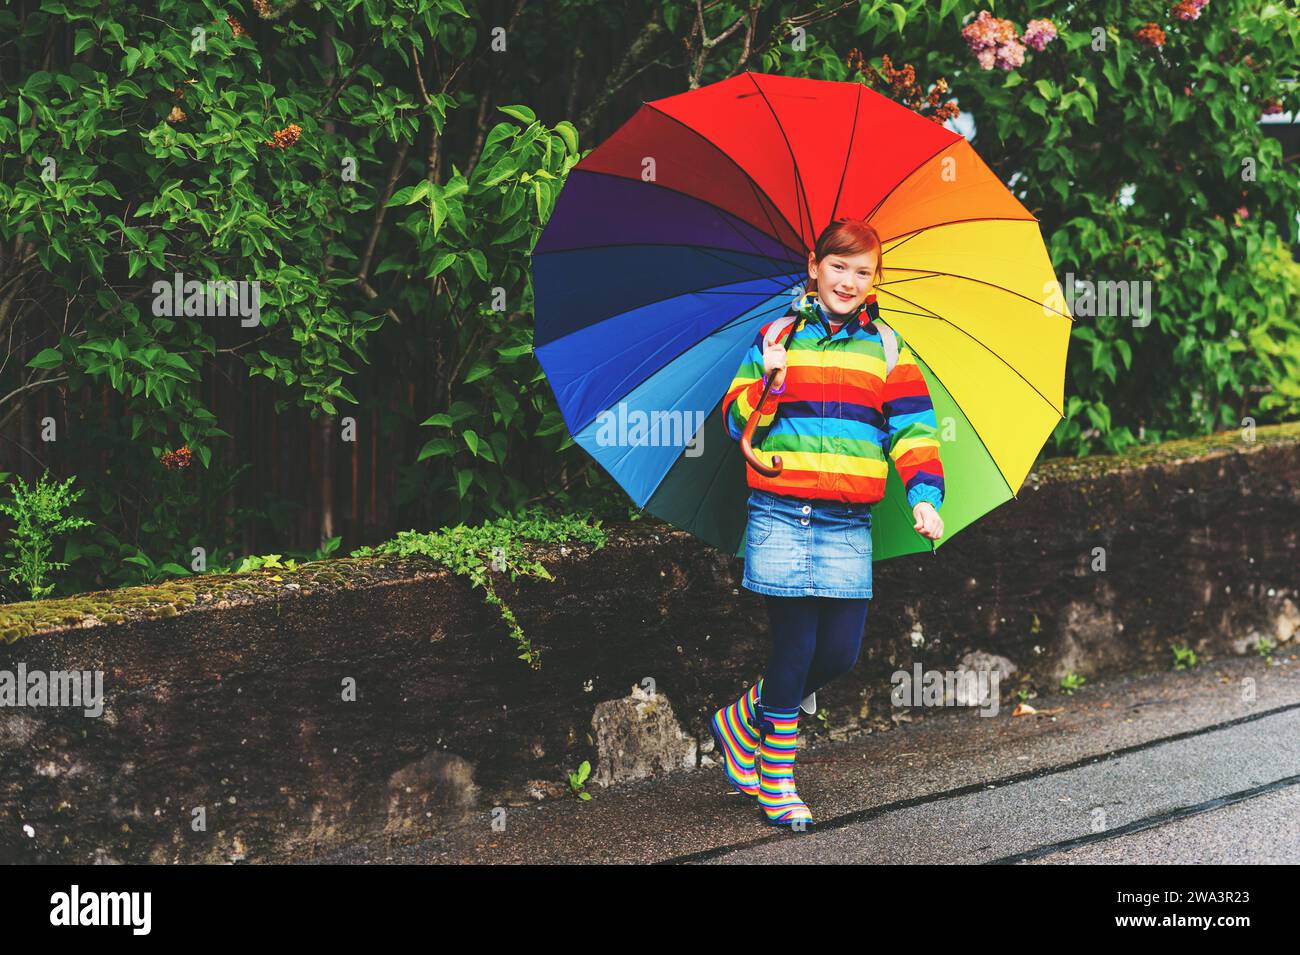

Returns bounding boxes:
[709,677,763,798]
[755,703,814,827]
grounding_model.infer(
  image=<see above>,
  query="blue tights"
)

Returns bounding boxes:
[761,595,870,710]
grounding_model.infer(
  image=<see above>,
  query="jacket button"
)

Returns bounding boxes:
[801,504,811,514]
[800,518,810,525]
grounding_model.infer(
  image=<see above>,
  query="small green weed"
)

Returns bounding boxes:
[351,506,605,668]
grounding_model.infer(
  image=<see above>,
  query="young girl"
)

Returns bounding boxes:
[714,217,945,828]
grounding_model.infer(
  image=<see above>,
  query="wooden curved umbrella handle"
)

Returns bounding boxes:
[740,369,784,477]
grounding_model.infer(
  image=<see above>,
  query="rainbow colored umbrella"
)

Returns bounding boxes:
[531,71,1071,561]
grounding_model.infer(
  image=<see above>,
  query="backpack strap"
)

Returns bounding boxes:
[762,313,799,352]
[859,295,899,377]
[876,319,899,377]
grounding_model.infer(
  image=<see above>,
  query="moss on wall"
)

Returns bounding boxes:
[1031,420,1300,485]
[0,556,443,645]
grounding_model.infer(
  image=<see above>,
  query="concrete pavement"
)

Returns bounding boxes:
[307,654,1300,864]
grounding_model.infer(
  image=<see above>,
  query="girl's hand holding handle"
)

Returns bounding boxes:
[763,342,787,391]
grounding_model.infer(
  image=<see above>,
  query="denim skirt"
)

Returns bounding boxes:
[742,487,874,599]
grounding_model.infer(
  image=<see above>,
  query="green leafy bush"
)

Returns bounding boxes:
[0,472,94,599]
[0,0,583,584]
[1245,234,1300,419]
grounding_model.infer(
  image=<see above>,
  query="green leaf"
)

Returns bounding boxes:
[426,251,457,278]
[465,249,489,281]
[1114,338,1132,370]
[497,104,536,124]
[431,195,447,236]
[553,121,579,155]
[330,35,353,66]
[406,179,433,204]
[387,185,416,207]
[22,71,52,96]
[478,155,517,188]
[374,253,407,276]
[27,348,64,369]
[888,2,907,33]
[417,437,454,461]
[1076,77,1099,110]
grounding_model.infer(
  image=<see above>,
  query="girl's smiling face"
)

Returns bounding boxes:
[807,248,879,315]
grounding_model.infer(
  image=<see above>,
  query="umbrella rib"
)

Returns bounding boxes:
[746,72,815,249]
[741,172,807,274]
[866,302,943,318]
[881,215,1040,248]
[877,227,926,260]
[877,272,948,288]
[704,291,802,340]
[878,267,1074,321]
[863,137,962,222]
[876,284,1066,418]
[541,262,802,356]
[877,318,1023,507]
[538,167,807,269]
[603,261,795,324]
[827,83,864,224]
[559,288,796,436]
[570,294,793,463]
[641,103,808,259]
[535,239,804,295]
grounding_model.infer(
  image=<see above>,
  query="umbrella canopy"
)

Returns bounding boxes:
[531,70,1071,561]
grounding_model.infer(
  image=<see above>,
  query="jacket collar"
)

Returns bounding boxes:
[805,294,878,343]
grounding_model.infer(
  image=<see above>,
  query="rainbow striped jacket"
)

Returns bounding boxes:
[722,297,945,511]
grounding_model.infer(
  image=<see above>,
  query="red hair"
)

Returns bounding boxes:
[803,218,884,297]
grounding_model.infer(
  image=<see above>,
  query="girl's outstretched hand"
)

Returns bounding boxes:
[912,501,943,540]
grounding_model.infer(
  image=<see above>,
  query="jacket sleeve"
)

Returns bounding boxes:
[722,326,783,442]
[882,333,945,512]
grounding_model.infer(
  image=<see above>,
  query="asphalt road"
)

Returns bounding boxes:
[307,653,1300,864]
